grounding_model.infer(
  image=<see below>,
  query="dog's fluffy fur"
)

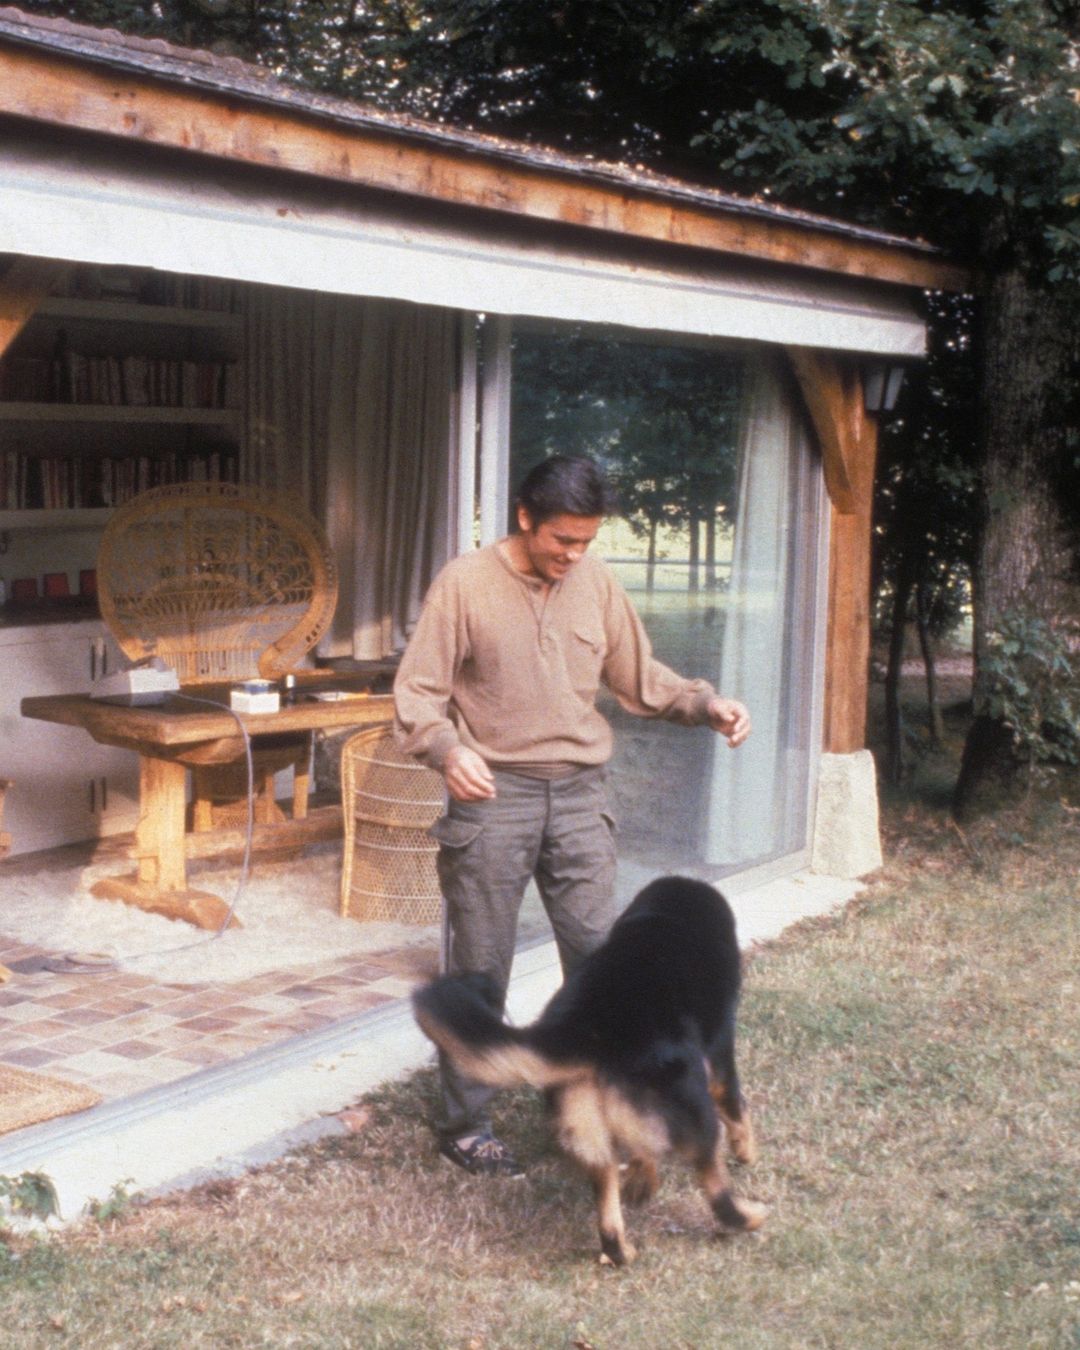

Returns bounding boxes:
[412,875,765,1264]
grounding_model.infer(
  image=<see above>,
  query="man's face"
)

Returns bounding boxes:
[516,508,602,583]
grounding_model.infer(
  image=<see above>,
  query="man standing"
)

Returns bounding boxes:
[394,456,750,1176]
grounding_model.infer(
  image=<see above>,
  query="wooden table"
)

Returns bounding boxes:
[22,678,394,930]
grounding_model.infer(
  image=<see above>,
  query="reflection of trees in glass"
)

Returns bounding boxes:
[511,328,743,590]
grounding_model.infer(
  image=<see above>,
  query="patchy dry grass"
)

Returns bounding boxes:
[3,691,1079,1348]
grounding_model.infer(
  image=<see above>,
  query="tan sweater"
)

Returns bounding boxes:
[393,541,716,773]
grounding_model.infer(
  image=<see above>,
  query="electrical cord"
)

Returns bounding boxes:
[47,692,257,975]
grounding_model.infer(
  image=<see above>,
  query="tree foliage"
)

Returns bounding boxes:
[512,330,742,585]
[698,2,1080,275]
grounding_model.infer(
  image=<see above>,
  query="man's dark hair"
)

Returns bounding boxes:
[515,455,613,526]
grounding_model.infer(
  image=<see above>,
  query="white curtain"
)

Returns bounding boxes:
[705,356,810,866]
[242,287,459,660]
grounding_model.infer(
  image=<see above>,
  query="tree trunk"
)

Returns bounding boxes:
[646,516,658,593]
[915,580,945,746]
[688,511,701,593]
[953,253,1080,820]
[705,500,719,589]
[884,558,916,784]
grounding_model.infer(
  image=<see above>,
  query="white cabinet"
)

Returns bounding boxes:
[0,622,139,855]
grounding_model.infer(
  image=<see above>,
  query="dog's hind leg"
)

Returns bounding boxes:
[621,1154,658,1207]
[590,1161,636,1266]
[558,1082,636,1266]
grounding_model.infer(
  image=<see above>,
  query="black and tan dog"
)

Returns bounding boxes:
[412,875,766,1265]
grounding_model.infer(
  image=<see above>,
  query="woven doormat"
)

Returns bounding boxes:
[0,1064,102,1136]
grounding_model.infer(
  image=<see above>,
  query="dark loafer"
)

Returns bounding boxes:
[439,1132,525,1177]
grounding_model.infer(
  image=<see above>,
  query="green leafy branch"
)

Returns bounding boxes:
[0,1171,59,1224]
[981,609,1080,765]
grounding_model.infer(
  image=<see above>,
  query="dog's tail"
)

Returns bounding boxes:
[412,972,586,1090]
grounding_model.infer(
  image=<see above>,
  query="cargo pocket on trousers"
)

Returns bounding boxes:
[429,815,485,902]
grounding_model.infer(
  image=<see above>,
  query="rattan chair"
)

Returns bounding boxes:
[340,727,445,938]
[97,480,338,828]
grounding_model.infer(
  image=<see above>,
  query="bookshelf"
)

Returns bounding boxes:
[0,266,243,856]
[0,267,243,519]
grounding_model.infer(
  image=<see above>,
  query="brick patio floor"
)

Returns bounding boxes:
[1,908,439,1108]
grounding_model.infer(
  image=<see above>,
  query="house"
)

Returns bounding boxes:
[0,7,968,1210]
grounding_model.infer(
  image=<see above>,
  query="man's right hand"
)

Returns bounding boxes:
[443,745,497,801]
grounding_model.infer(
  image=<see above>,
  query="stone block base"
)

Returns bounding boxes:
[811,750,883,879]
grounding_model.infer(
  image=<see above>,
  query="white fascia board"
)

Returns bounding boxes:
[0,141,925,357]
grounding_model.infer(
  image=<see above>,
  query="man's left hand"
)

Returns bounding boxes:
[707,697,751,748]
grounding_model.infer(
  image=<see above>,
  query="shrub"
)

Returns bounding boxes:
[981,609,1080,765]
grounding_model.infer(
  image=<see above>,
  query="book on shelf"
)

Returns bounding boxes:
[0,450,239,511]
[0,357,50,401]
[0,347,238,410]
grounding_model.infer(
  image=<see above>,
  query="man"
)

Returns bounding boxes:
[394,455,750,1176]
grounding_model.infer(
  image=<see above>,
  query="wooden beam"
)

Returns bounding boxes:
[0,45,972,293]
[823,498,874,754]
[0,254,69,357]
[787,348,880,752]
[182,803,342,861]
[787,347,864,515]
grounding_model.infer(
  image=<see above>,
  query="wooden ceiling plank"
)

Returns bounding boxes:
[0,254,71,357]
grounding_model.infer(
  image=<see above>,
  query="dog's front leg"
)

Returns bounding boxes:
[590,1162,636,1267]
[707,1051,758,1166]
[713,1087,758,1166]
[698,1146,768,1233]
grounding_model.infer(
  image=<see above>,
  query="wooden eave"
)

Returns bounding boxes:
[0,39,972,296]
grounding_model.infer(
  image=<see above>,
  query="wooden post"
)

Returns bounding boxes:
[90,756,242,929]
[787,348,880,753]
[133,757,189,892]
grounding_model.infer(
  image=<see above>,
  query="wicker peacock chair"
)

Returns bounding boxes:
[97,480,338,829]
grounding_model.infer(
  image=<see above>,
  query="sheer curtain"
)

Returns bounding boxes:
[704,356,815,868]
[242,287,459,660]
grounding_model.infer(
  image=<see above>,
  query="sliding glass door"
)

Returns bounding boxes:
[507,323,826,888]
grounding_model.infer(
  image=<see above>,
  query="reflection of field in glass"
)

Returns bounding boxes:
[602,553,728,879]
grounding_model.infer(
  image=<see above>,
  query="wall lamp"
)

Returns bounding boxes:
[864,363,906,413]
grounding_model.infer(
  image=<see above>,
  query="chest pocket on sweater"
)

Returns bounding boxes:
[564,624,607,699]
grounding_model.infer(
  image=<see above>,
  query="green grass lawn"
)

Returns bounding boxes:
[3,737,1078,1346]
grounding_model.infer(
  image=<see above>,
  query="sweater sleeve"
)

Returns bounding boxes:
[392,579,464,772]
[600,580,716,726]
